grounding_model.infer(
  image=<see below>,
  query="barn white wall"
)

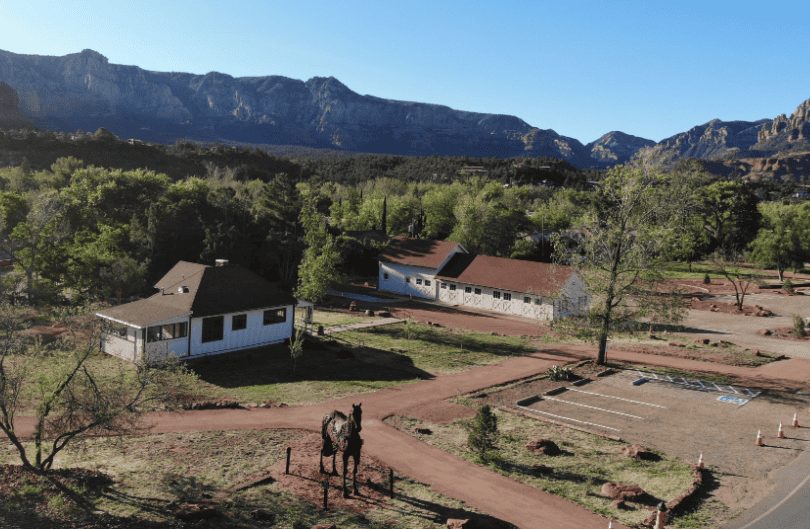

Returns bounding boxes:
[379,262,440,299]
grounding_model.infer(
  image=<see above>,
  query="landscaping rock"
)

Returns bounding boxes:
[758,329,772,336]
[694,338,710,345]
[249,509,275,522]
[446,520,471,529]
[668,342,684,347]
[754,350,762,356]
[174,503,221,521]
[601,482,647,502]
[312,524,337,529]
[616,444,658,461]
[365,309,374,316]
[525,438,561,455]
[412,426,432,435]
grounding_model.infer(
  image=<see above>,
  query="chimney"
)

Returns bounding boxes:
[215,259,229,267]
[177,286,189,294]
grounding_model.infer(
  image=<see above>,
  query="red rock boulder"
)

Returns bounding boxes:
[601,482,647,502]
[525,438,561,455]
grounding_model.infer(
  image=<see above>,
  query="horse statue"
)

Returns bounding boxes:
[320,403,363,497]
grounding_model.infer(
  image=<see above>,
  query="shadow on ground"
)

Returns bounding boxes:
[185,338,434,390]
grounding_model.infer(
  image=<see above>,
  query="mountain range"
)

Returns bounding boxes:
[1,48,810,172]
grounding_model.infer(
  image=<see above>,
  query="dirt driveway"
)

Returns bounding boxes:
[674,292,810,357]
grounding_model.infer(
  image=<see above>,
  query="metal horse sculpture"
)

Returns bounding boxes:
[320,403,363,497]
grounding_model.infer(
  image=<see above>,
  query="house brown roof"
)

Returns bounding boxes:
[97,261,297,327]
[436,254,576,297]
[378,237,466,269]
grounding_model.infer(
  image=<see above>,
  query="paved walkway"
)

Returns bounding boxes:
[12,343,810,529]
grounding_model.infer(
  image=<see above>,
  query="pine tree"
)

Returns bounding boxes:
[466,405,499,462]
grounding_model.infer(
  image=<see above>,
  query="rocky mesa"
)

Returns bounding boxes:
[0,48,600,166]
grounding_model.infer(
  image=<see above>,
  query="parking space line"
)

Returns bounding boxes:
[517,405,620,431]
[543,397,645,419]
[567,388,668,409]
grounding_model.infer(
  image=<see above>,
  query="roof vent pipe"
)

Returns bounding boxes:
[215,259,229,267]
[178,286,189,294]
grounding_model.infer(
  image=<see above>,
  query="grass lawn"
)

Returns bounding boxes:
[297,309,384,329]
[660,261,776,281]
[0,430,515,528]
[340,323,539,374]
[385,409,695,528]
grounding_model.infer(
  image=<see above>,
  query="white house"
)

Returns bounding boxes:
[378,238,588,320]
[378,237,468,299]
[96,260,297,363]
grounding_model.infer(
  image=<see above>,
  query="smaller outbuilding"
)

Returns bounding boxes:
[96,260,297,363]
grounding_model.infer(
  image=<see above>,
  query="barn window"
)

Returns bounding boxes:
[441,282,447,289]
[201,316,224,343]
[383,273,389,280]
[425,280,431,286]
[405,277,410,283]
[465,286,472,294]
[449,284,456,291]
[232,314,247,331]
[475,288,482,295]
[524,297,531,303]
[503,293,512,301]
[493,291,501,299]
[416,278,422,285]
[534,298,541,305]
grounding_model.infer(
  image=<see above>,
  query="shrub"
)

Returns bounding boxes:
[792,314,807,338]
[547,364,573,381]
[703,273,711,285]
[466,405,499,461]
[783,278,794,293]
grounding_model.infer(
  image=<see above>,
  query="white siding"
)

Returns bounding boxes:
[101,333,139,362]
[438,281,555,320]
[379,262,440,299]
[188,305,294,357]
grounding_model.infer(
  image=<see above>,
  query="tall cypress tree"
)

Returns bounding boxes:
[381,196,387,234]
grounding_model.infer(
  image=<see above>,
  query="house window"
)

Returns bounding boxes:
[475,288,482,295]
[405,277,410,283]
[465,286,472,294]
[503,293,512,301]
[176,322,188,338]
[105,321,129,339]
[524,297,531,304]
[201,316,224,343]
[493,291,501,299]
[147,326,161,342]
[416,278,422,285]
[449,284,456,291]
[161,324,177,340]
[232,314,247,331]
[383,273,389,280]
[441,283,447,289]
[424,280,431,287]
[263,308,287,325]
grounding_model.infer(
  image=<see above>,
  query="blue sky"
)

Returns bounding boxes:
[2,0,809,144]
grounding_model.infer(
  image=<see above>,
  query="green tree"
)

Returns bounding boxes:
[295,188,342,303]
[696,180,762,252]
[465,405,499,462]
[749,203,807,281]
[422,184,463,239]
[553,149,694,365]
[255,173,304,285]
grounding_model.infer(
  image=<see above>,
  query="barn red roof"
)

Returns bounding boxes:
[436,254,576,297]
[377,237,466,269]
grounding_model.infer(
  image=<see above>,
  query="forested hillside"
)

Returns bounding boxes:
[0,127,805,306]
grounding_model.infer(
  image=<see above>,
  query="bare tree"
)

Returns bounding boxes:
[707,252,762,311]
[0,303,199,472]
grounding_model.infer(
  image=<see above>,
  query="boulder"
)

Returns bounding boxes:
[695,338,710,345]
[249,509,275,522]
[446,520,471,529]
[525,438,561,455]
[616,444,658,461]
[601,482,647,502]
[312,525,337,529]
[758,329,772,336]
[174,504,221,521]
[412,426,432,435]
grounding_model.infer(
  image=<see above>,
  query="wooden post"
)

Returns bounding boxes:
[322,479,330,510]
[285,447,291,474]
[389,468,394,498]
